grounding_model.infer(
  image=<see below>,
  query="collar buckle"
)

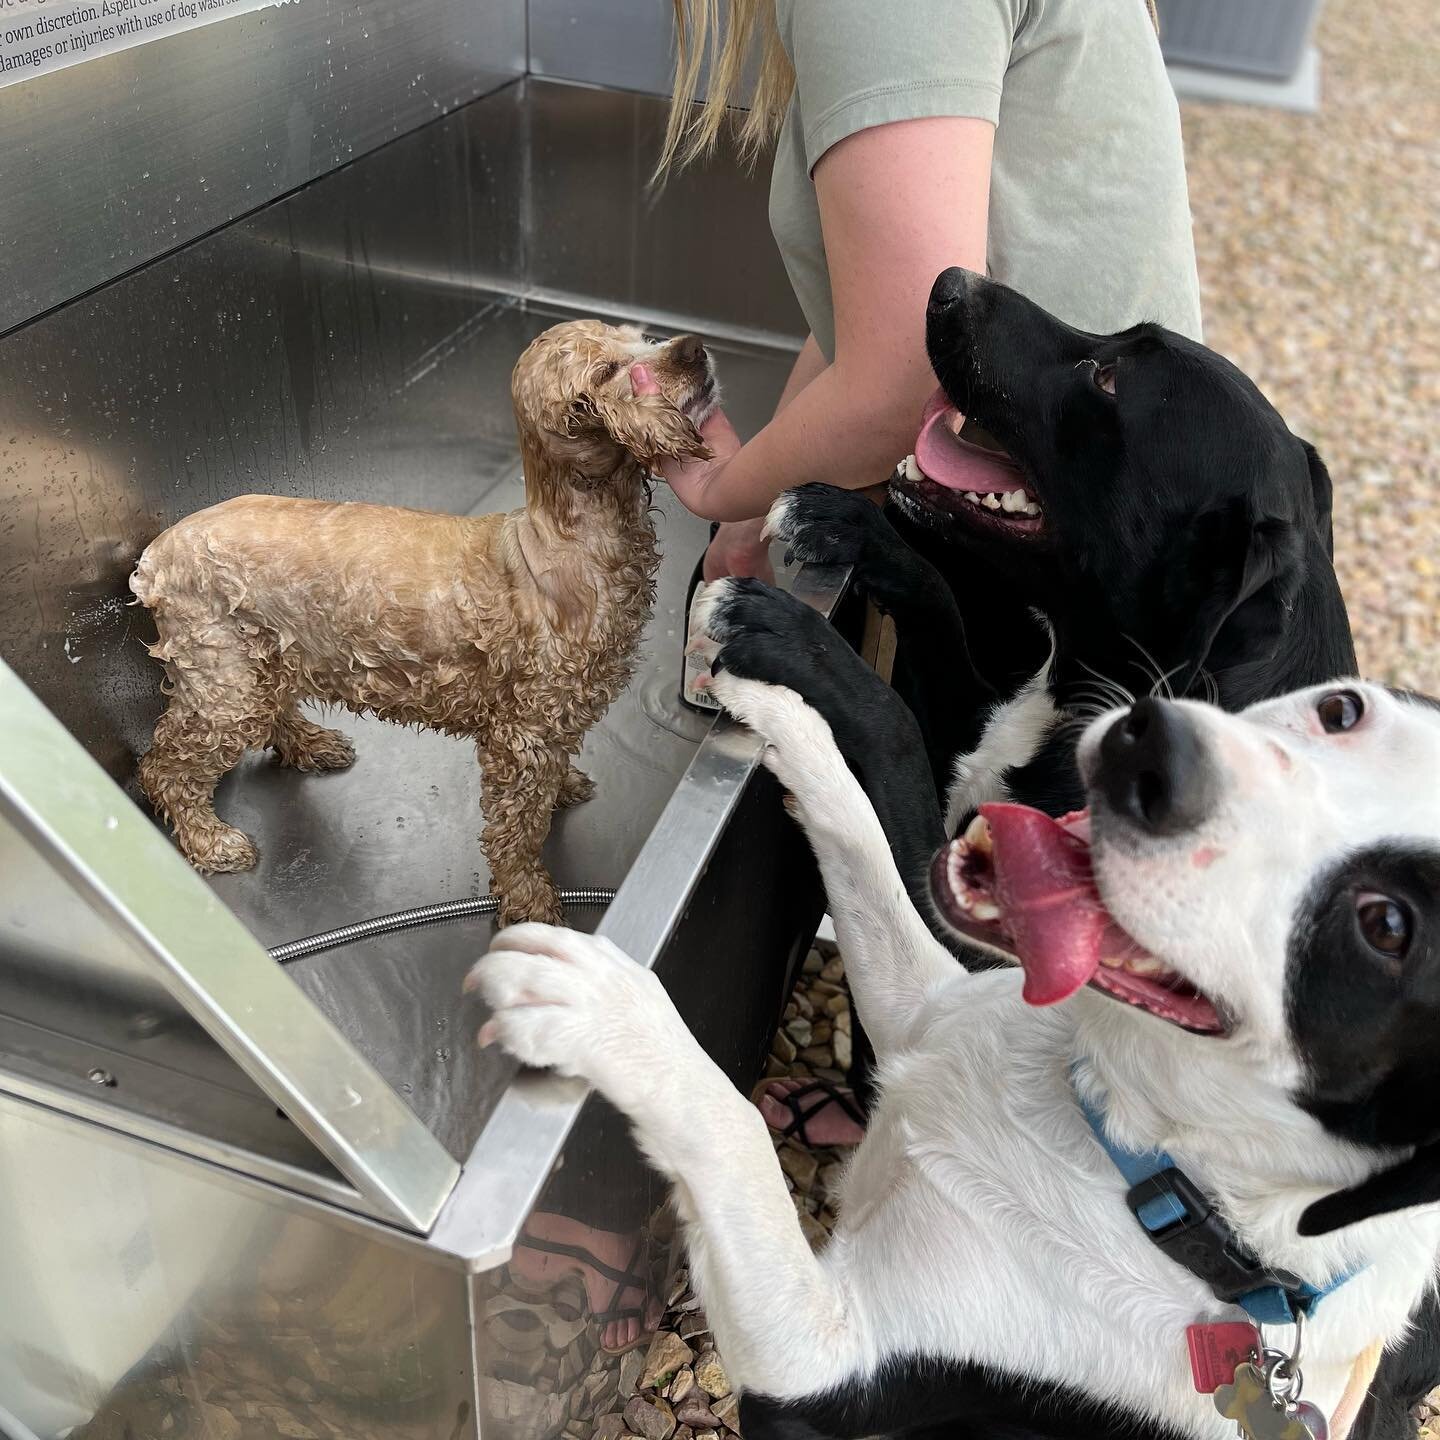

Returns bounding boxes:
[1126,1168,1308,1309]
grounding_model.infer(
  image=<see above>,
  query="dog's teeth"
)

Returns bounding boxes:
[965,491,981,505]
[982,493,1002,510]
[972,900,1001,922]
[895,458,908,479]
[1124,955,1165,977]
[903,454,924,484]
[1099,955,1124,969]
[946,849,971,908]
[1001,490,1020,513]
[1023,502,1042,516]
[1014,488,1030,508]
[963,814,993,854]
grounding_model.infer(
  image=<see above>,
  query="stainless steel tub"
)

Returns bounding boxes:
[0,77,845,1438]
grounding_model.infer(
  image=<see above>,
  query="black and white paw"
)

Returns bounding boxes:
[686,575,839,692]
[764,483,890,571]
[464,924,691,1104]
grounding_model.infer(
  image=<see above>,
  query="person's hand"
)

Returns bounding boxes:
[704,518,775,583]
[632,364,741,518]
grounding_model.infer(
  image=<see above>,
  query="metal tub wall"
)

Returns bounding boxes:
[0,74,831,1440]
[0,0,528,335]
[0,1093,480,1440]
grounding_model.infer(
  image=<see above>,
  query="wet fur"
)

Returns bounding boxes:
[131,319,713,924]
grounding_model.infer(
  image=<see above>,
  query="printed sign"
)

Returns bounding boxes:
[0,0,292,91]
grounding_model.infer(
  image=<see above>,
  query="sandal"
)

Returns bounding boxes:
[752,1077,866,1146]
[515,1232,658,1357]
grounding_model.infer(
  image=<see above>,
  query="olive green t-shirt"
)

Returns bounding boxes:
[768,0,1204,358]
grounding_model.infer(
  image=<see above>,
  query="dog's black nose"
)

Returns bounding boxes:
[671,334,708,366]
[928,268,973,317]
[1099,698,1215,836]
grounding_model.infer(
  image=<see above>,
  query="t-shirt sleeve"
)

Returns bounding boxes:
[784,0,1022,174]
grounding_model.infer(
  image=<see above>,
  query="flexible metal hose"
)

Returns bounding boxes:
[268,888,616,965]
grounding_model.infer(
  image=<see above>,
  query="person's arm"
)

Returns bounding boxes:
[640,116,994,523]
[702,334,829,581]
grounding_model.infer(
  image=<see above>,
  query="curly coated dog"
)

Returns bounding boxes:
[130,318,717,924]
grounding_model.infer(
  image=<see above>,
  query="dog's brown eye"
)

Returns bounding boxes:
[1317,690,1364,733]
[1355,892,1411,961]
[1092,363,1117,396]
[592,361,620,386]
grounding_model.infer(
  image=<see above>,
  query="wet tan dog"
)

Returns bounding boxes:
[131,319,717,923]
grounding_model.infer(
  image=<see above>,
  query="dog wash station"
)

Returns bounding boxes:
[0,8,852,1436]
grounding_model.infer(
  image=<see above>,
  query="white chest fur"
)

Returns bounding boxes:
[824,974,1440,1438]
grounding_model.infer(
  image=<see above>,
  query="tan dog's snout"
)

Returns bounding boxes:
[514,319,715,484]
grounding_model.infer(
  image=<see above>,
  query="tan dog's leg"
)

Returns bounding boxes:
[479,738,567,926]
[137,603,284,872]
[554,764,595,809]
[139,696,275,873]
[268,705,357,773]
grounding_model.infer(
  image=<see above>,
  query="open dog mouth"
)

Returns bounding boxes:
[930,803,1226,1035]
[889,388,1046,538]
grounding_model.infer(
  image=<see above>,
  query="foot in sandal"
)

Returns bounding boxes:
[756,1077,866,1148]
[510,1210,663,1354]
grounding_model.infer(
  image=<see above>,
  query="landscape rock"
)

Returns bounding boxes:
[778,1144,819,1193]
[712,1392,742,1431]
[676,1400,722,1430]
[593,1414,628,1440]
[694,1351,732,1400]
[641,1332,695,1392]
[619,1347,646,1398]
[624,1396,677,1440]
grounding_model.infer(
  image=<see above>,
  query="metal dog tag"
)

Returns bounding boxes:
[1214,1361,1329,1440]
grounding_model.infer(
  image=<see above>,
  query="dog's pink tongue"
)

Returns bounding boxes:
[980,802,1106,1006]
[914,387,1021,493]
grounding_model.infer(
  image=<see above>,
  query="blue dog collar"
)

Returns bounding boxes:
[1074,1073,1359,1326]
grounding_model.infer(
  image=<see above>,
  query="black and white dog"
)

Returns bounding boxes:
[470,672,1440,1440]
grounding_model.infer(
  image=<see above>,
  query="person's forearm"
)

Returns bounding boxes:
[693,361,928,522]
[774,334,827,417]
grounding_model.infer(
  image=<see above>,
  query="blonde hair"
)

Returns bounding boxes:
[656,0,794,181]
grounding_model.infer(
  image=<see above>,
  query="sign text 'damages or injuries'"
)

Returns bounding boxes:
[0,0,293,90]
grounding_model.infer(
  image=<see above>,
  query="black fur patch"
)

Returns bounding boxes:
[740,1355,1186,1440]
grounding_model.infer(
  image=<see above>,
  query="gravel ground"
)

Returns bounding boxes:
[1181,0,1440,692]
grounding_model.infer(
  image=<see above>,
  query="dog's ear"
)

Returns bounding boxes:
[1299,1141,1440,1235]
[566,390,710,472]
[1301,440,1335,559]
[1160,499,1305,689]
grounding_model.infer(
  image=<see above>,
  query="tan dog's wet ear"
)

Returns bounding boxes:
[568,390,712,471]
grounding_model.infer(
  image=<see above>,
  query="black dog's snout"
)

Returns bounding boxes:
[1099,698,1216,836]
[671,334,708,366]
[928,267,973,317]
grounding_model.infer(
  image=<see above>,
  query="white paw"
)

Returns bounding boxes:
[707,673,849,834]
[762,490,797,544]
[464,924,691,1105]
[708,672,835,758]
